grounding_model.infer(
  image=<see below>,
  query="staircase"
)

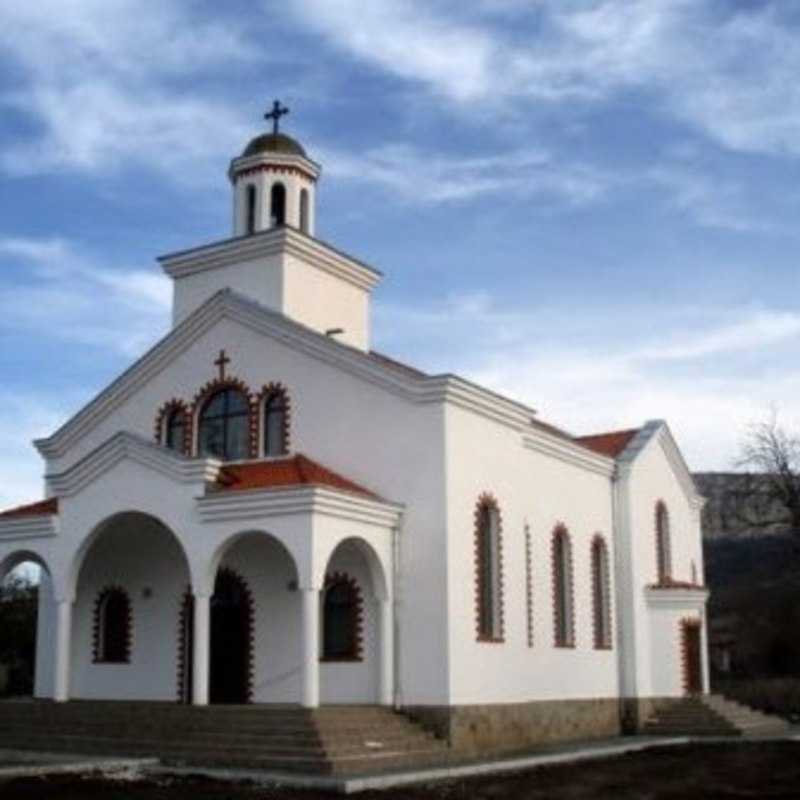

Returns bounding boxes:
[642,694,790,737]
[0,701,448,775]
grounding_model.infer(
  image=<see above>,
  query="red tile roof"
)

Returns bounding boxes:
[215,454,379,500]
[575,429,640,459]
[0,497,59,519]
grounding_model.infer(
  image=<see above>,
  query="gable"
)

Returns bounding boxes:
[35,290,538,473]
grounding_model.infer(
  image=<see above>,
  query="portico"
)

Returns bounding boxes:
[0,431,401,709]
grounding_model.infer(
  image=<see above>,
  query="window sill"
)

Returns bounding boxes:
[477,636,505,644]
[593,644,613,651]
[554,643,576,649]
[320,656,363,663]
[92,659,130,665]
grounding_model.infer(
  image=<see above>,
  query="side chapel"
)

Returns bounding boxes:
[0,104,710,751]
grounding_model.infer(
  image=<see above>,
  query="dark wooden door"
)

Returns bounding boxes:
[683,621,703,695]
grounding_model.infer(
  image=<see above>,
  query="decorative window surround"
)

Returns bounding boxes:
[552,524,575,649]
[258,382,290,457]
[92,586,132,664]
[591,535,612,650]
[655,500,673,584]
[321,572,364,662]
[474,494,504,644]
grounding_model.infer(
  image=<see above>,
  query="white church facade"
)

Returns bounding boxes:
[0,112,709,751]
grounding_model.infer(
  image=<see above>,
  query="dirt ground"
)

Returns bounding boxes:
[2,742,800,800]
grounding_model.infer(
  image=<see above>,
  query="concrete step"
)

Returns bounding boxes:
[0,702,449,774]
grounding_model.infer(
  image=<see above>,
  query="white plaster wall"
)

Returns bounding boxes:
[71,515,190,701]
[172,255,283,326]
[444,405,619,705]
[648,608,703,696]
[282,254,370,351]
[42,316,449,706]
[320,541,379,704]
[622,433,706,698]
[217,533,303,703]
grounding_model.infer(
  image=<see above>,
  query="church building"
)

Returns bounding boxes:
[0,106,710,753]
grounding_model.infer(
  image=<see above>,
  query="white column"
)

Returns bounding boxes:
[300,588,320,708]
[193,593,211,706]
[378,598,394,707]
[53,598,73,703]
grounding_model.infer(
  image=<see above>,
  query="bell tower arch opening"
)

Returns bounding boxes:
[229,100,320,237]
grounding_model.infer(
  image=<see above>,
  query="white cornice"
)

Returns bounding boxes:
[644,585,709,609]
[35,291,541,460]
[159,227,381,292]
[0,515,59,542]
[47,431,222,496]
[522,428,615,477]
[198,485,404,528]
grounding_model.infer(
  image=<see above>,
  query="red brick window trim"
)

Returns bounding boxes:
[591,534,613,650]
[192,377,258,460]
[92,586,132,664]
[155,400,191,455]
[258,382,290,457]
[655,500,673,585]
[474,494,505,644]
[176,588,194,704]
[321,572,364,662]
[525,525,534,648]
[552,524,575,649]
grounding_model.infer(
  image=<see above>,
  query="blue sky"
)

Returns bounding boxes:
[2,0,800,508]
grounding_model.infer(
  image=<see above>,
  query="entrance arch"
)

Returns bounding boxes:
[319,537,390,705]
[0,550,52,698]
[207,530,300,704]
[71,511,191,701]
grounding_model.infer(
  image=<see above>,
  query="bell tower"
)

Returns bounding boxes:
[228,101,320,237]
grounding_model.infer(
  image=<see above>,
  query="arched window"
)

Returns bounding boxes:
[656,501,672,583]
[475,495,503,642]
[263,389,288,457]
[198,388,251,461]
[552,525,574,648]
[270,183,286,227]
[322,575,362,661]
[246,184,257,235]
[93,587,131,664]
[591,536,612,649]
[165,407,186,453]
[299,188,309,233]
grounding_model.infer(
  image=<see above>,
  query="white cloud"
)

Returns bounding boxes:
[289,0,800,159]
[321,143,611,205]
[0,236,171,357]
[374,295,800,470]
[0,394,69,511]
[0,1,256,179]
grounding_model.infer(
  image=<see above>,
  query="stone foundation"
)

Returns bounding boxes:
[405,698,621,754]
[620,696,685,734]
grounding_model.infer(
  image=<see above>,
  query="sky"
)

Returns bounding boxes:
[1,0,800,509]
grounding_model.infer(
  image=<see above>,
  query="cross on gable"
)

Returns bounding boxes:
[264,100,289,136]
[214,349,231,380]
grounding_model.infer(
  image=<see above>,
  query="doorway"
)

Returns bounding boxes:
[682,619,703,695]
[209,568,253,704]
[179,570,254,704]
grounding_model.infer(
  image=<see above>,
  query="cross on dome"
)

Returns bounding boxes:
[264,100,289,136]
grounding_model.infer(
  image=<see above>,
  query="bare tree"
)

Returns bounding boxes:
[736,412,800,533]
